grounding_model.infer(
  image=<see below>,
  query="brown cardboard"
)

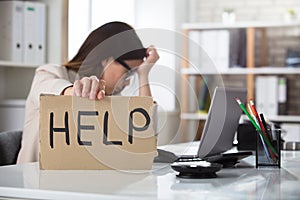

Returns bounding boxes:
[39,95,157,170]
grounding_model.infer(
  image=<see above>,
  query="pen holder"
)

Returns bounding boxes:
[256,129,281,168]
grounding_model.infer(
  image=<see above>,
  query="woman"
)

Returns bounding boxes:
[17,21,159,163]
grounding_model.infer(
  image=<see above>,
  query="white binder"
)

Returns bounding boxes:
[188,31,201,68]
[197,30,230,71]
[215,30,230,71]
[23,1,46,65]
[266,76,278,116]
[34,2,46,64]
[255,76,278,116]
[23,1,37,64]
[278,77,287,103]
[0,1,24,62]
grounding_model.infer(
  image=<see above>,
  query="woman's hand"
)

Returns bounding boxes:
[136,46,159,97]
[137,46,159,77]
[63,76,106,100]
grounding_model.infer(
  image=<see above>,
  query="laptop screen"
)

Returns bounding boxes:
[197,87,247,158]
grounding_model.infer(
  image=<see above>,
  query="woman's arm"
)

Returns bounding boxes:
[33,64,105,102]
[137,46,159,96]
[28,65,73,107]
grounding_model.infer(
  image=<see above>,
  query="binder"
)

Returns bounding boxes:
[198,79,209,112]
[266,76,279,116]
[198,76,213,113]
[255,76,278,116]
[199,30,230,71]
[188,31,201,69]
[278,77,287,115]
[23,1,46,65]
[0,1,24,62]
[229,29,247,68]
[278,77,287,103]
[188,30,230,72]
[255,76,265,114]
[215,30,230,71]
[34,2,46,64]
[23,1,36,64]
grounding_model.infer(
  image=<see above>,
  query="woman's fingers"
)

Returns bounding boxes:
[137,46,159,77]
[73,76,106,100]
[73,80,83,97]
[81,77,92,98]
[97,79,106,100]
[89,76,100,100]
[145,46,159,64]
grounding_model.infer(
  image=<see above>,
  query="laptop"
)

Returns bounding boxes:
[155,87,252,167]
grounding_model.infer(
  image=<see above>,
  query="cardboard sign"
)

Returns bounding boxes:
[39,95,157,170]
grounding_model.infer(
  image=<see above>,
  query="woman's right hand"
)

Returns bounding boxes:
[137,46,159,77]
[63,76,106,100]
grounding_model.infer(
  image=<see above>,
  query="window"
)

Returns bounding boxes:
[68,0,135,59]
[90,0,134,30]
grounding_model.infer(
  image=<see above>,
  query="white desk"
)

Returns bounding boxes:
[1,142,300,200]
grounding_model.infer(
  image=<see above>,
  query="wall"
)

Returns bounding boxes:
[135,0,186,112]
[192,0,300,22]
[135,0,188,145]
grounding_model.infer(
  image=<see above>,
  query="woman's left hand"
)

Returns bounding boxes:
[137,46,159,76]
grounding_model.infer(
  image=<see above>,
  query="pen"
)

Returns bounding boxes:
[249,99,276,160]
[247,103,259,127]
[247,103,272,161]
[260,113,274,141]
[249,99,267,134]
[235,98,260,130]
[235,97,278,156]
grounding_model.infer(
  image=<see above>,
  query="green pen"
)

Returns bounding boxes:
[235,97,278,156]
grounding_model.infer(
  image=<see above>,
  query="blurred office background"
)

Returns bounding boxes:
[0,0,300,146]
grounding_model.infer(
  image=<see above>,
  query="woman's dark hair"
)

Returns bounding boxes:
[62,21,146,76]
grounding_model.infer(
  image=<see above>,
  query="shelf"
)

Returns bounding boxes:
[0,60,39,68]
[182,21,300,30]
[267,115,300,123]
[180,21,300,141]
[181,67,300,75]
[243,115,300,123]
[181,113,300,123]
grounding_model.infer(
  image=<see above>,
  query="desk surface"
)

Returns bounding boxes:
[1,142,300,200]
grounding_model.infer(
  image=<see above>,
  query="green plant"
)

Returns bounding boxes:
[287,9,295,16]
[223,8,235,13]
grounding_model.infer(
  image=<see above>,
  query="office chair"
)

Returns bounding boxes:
[0,130,22,166]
